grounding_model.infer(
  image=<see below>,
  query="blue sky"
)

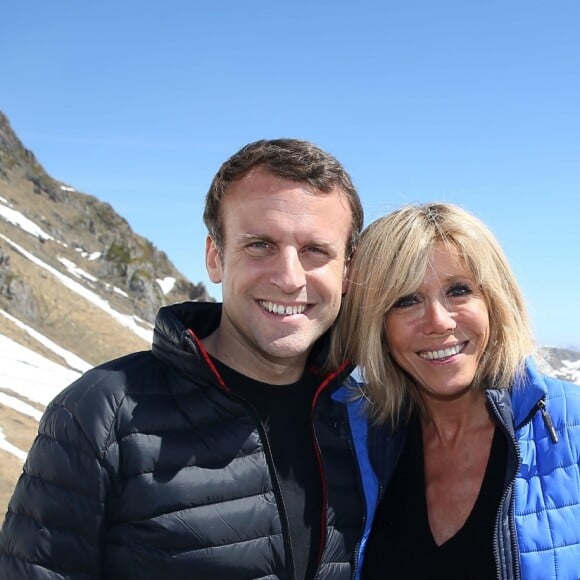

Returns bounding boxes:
[2,1,579,347]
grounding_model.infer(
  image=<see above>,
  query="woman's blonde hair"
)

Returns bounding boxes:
[331,202,536,425]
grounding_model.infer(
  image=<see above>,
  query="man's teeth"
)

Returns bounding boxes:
[260,301,306,316]
[420,343,464,360]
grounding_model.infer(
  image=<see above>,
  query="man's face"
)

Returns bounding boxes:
[205,166,352,382]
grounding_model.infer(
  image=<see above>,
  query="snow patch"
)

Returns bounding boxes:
[0,199,53,241]
[157,276,176,295]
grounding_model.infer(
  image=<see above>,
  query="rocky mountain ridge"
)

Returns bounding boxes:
[0,110,212,366]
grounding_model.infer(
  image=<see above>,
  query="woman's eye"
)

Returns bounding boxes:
[448,283,472,297]
[393,294,419,308]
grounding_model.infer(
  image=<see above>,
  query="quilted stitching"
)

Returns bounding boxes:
[514,373,580,579]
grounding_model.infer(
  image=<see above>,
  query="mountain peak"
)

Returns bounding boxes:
[1,109,213,366]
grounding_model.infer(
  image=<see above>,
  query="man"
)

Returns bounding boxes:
[0,139,377,579]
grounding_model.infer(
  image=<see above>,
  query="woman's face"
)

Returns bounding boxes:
[385,242,490,403]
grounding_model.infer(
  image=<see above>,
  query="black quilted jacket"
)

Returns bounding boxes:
[0,302,368,579]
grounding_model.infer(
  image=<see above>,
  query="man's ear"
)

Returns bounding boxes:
[205,236,223,283]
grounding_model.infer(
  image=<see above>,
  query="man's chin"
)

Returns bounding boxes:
[260,334,318,360]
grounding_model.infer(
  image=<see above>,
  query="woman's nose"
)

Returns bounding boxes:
[422,299,456,335]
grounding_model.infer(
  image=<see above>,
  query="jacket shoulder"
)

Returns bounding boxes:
[55,350,158,403]
[542,373,580,420]
[42,350,162,457]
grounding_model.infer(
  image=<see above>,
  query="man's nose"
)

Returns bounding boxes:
[270,248,307,292]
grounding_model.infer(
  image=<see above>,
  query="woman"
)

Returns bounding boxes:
[332,203,580,579]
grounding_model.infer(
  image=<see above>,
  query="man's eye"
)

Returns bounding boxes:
[245,239,273,250]
[305,246,328,255]
[392,294,418,308]
[245,241,273,255]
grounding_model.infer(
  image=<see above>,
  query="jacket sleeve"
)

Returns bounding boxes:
[0,397,111,579]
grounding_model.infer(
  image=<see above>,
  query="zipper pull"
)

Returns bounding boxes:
[538,400,559,443]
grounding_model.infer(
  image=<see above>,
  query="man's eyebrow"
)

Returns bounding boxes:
[307,240,337,249]
[239,233,272,242]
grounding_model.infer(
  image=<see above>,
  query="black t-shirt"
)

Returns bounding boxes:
[213,358,323,580]
[363,414,507,580]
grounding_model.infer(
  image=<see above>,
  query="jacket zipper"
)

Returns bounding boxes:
[254,412,297,579]
[487,395,521,580]
[537,399,559,443]
[225,396,297,578]
[488,392,559,579]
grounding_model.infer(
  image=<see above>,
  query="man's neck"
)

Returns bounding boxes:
[201,328,309,385]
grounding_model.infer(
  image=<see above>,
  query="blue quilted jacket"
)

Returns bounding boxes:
[488,359,580,579]
[368,359,580,579]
